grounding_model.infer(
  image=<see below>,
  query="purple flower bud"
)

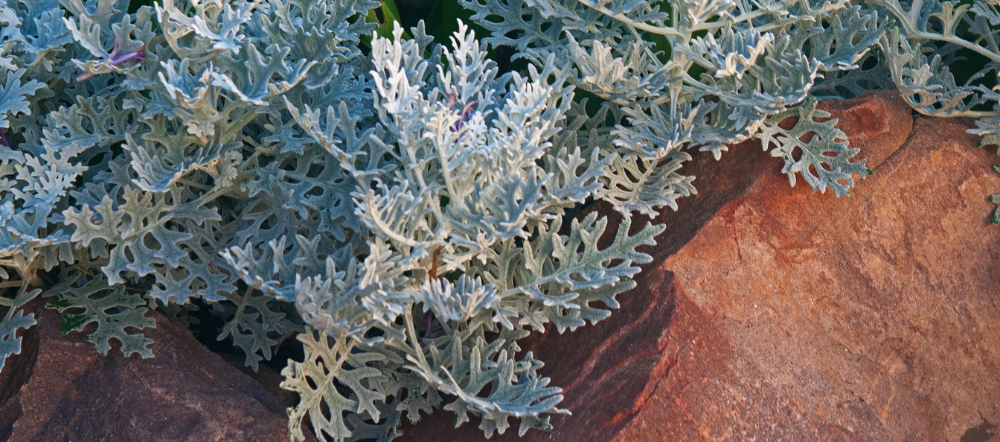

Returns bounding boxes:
[422,310,435,339]
[74,72,96,83]
[452,100,478,131]
[459,100,478,121]
[109,44,145,66]
[74,39,145,83]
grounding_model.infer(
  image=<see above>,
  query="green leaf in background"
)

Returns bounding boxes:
[362,0,411,46]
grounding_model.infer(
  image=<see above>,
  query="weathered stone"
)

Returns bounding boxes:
[400,90,1000,441]
[221,352,301,409]
[0,298,309,442]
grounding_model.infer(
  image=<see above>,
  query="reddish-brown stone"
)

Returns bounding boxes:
[400,91,1000,441]
[0,299,304,442]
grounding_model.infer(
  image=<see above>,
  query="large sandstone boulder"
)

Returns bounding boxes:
[401,91,1000,441]
[0,298,302,442]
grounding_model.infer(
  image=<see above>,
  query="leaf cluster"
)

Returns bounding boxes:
[0,0,998,441]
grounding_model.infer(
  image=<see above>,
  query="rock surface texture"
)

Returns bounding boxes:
[401,91,1000,442]
[0,299,301,442]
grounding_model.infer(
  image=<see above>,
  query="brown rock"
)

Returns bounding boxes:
[0,298,305,442]
[400,91,1000,441]
[220,352,300,409]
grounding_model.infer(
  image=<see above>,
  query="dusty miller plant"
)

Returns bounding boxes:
[0,0,659,439]
[459,0,889,205]
[0,0,998,440]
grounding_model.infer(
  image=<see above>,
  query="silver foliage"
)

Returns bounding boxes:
[461,0,886,207]
[0,0,996,441]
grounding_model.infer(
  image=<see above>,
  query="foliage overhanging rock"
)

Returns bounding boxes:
[0,0,999,440]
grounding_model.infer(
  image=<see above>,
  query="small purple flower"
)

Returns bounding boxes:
[0,130,9,148]
[75,39,146,82]
[110,44,145,66]
[74,72,94,83]
[452,100,478,132]
[443,94,480,132]
[422,310,435,339]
